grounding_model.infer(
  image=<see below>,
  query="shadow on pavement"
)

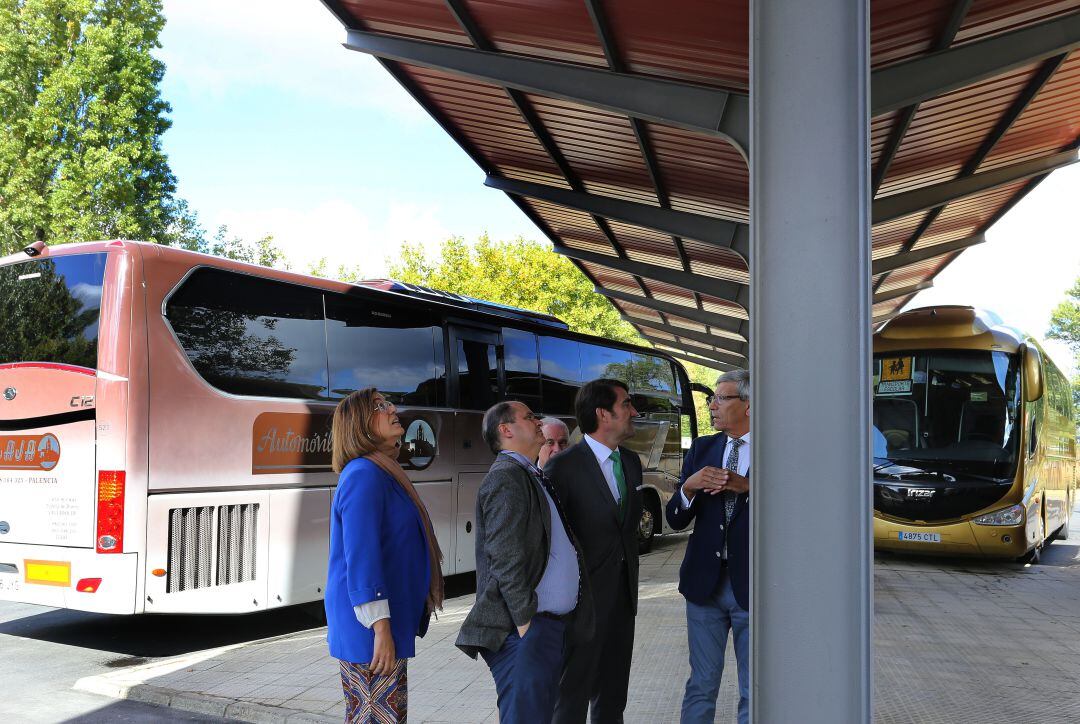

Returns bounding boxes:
[0,572,480,660]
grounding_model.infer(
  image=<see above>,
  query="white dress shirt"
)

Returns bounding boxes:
[584,434,622,505]
[355,599,390,627]
[680,432,751,508]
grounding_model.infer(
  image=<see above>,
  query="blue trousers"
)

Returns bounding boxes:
[481,615,566,724]
[681,574,750,724]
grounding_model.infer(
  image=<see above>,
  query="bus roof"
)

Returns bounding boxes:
[875,305,1024,353]
[358,279,568,330]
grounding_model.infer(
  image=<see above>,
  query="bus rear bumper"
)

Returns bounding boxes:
[874,516,1029,558]
[0,544,138,614]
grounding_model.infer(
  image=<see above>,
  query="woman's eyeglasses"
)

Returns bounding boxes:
[373,400,395,413]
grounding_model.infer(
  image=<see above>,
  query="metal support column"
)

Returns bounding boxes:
[750,1,872,722]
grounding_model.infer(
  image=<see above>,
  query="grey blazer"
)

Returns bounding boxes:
[456,455,592,657]
[544,438,643,614]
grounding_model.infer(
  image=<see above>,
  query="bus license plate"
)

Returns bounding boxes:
[0,574,20,593]
[898,531,941,543]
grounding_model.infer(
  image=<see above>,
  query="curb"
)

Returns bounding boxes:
[75,678,338,723]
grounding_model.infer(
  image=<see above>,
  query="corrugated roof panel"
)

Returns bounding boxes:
[871,210,933,256]
[913,180,1030,249]
[956,0,1080,44]
[462,0,608,66]
[977,52,1080,172]
[522,95,658,205]
[877,66,1041,197]
[398,66,569,186]
[681,239,748,275]
[648,124,749,222]
[870,0,955,68]
[524,199,612,252]
[603,0,748,90]
[871,110,903,170]
[603,221,685,271]
[615,300,665,323]
[336,0,470,44]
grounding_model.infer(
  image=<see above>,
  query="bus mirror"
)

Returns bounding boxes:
[1023,343,1044,402]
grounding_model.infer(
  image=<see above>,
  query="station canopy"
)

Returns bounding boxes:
[319,0,1080,371]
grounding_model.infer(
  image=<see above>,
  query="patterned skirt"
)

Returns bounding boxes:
[339,658,408,724]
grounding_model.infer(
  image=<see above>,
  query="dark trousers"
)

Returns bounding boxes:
[481,614,566,724]
[554,566,635,724]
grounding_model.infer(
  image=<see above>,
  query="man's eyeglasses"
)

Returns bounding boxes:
[706,394,743,404]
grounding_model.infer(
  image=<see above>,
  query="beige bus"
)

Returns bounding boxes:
[0,240,697,614]
[873,306,1077,562]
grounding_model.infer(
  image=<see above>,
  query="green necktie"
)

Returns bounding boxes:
[610,449,627,519]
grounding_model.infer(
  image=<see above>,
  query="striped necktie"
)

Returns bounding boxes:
[723,438,743,524]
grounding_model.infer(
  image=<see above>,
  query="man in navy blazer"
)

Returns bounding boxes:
[666,369,751,724]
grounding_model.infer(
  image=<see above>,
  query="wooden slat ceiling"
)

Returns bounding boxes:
[320,0,1080,368]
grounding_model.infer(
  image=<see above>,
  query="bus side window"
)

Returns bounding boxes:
[325,295,442,406]
[503,328,541,410]
[166,269,329,400]
[539,336,581,415]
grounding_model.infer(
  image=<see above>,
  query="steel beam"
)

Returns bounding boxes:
[751,0,872,721]
[621,315,748,358]
[873,281,932,305]
[486,175,746,254]
[638,333,739,364]
[872,10,1080,115]
[552,244,747,304]
[343,29,749,157]
[871,234,985,275]
[594,286,746,336]
[871,149,1078,224]
[654,347,738,372]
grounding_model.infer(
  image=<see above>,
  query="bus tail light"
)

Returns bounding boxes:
[96,471,125,553]
[76,578,102,593]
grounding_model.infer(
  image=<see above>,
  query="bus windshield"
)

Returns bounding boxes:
[873,349,1021,480]
[0,253,107,369]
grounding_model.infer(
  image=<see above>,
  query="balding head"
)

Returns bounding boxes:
[538,417,571,468]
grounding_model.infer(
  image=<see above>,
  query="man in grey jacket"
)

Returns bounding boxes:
[456,400,591,723]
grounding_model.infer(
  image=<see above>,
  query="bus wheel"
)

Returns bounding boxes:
[638,495,659,554]
[1018,545,1041,565]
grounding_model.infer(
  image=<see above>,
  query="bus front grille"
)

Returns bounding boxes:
[216,503,259,586]
[167,506,214,593]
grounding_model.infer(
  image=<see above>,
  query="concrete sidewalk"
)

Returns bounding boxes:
[76,532,1080,723]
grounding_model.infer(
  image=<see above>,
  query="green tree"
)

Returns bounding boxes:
[1047,277,1080,427]
[0,0,180,252]
[388,235,641,343]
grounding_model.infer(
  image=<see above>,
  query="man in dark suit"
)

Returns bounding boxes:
[666,369,751,724]
[457,400,591,724]
[546,379,642,724]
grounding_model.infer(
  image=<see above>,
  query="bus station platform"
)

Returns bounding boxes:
[76,530,1080,723]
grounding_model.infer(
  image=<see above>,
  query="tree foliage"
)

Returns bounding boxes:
[0,0,187,253]
[388,235,642,343]
[1047,277,1080,427]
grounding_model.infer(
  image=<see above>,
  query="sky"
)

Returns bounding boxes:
[157,0,1080,375]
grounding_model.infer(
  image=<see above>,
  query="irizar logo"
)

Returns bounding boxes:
[906,488,934,499]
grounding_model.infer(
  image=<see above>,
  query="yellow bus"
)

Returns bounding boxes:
[872,306,1077,562]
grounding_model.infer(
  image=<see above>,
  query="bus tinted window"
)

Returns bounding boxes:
[631,353,676,394]
[539,336,580,414]
[325,295,441,406]
[166,268,329,400]
[580,343,632,383]
[504,328,540,408]
[0,253,106,369]
[457,339,499,410]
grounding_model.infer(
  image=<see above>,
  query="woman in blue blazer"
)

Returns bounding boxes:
[327,388,444,723]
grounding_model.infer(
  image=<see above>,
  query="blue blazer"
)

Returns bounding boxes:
[325,457,432,663]
[665,433,750,611]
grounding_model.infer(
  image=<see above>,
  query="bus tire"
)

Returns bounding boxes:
[638,492,660,554]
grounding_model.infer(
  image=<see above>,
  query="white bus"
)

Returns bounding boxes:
[0,241,701,614]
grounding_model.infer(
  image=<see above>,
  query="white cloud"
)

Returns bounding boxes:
[209,197,451,278]
[905,164,1080,376]
[158,0,424,121]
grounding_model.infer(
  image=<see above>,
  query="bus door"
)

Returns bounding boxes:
[448,325,503,573]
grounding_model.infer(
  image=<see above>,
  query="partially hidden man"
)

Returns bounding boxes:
[666,369,751,724]
[546,379,642,724]
[456,401,592,723]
